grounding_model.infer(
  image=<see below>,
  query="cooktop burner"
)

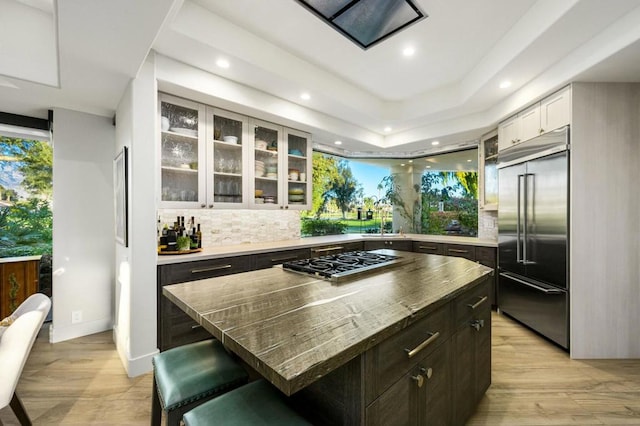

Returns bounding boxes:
[282,250,413,283]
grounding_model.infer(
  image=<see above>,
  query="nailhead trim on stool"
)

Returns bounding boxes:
[183,379,312,426]
[151,339,248,426]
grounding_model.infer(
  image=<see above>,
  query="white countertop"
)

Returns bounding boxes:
[157,234,497,265]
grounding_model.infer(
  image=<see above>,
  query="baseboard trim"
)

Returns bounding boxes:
[113,325,158,378]
[49,318,112,343]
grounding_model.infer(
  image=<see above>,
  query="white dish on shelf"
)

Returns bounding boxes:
[223,135,238,144]
[170,127,197,137]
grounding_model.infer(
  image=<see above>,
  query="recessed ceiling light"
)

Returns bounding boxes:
[403,47,415,57]
[408,160,413,163]
[334,140,342,145]
[467,159,472,162]
[431,140,440,146]
[499,80,512,89]
[426,165,431,169]
[216,59,230,69]
[400,163,405,167]
[300,92,311,100]
[384,126,392,132]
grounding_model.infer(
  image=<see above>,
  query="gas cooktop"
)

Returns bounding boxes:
[281,250,413,283]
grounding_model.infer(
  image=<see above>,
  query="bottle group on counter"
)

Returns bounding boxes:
[157,216,202,252]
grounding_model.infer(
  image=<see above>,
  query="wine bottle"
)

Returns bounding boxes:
[196,224,202,249]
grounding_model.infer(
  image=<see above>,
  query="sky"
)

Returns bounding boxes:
[348,160,389,200]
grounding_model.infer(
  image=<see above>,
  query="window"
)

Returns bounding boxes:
[303,149,478,237]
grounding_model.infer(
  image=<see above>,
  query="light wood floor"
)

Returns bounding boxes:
[1,313,639,425]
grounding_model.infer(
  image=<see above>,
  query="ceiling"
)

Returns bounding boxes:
[2,0,640,154]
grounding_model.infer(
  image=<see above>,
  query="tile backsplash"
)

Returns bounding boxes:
[159,209,301,247]
[478,209,498,241]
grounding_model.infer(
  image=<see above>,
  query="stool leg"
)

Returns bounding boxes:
[151,376,162,426]
[10,392,32,426]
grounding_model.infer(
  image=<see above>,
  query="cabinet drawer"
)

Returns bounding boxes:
[475,246,496,266]
[364,240,413,252]
[254,248,310,269]
[364,303,450,404]
[444,244,476,261]
[412,241,445,255]
[310,242,363,257]
[159,255,254,285]
[453,279,490,329]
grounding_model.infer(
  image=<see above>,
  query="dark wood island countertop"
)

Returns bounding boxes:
[163,250,492,396]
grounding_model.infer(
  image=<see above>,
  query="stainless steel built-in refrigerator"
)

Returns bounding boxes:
[498,126,569,350]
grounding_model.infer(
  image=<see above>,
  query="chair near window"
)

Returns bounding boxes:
[0,293,51,426]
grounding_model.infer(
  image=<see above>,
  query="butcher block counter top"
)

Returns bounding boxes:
[163,250,493,396]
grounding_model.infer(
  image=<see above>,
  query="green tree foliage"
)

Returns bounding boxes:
[326,160,363,219]
[0,137,53,257]
[309,152,340,218]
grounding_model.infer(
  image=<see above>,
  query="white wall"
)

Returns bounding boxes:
[114,55,159,377]
[50,108,115,343]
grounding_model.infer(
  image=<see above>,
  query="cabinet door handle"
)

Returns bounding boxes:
[271,255,299,262]
[191,264,232,274]
[470,319,485,331]
[404,331,440,359]
[411,374,424,388]
[420,367,433,379]
[467,296,488,310]
[311,246,344,254]
[448,248,469,254]
[191,324,202,330]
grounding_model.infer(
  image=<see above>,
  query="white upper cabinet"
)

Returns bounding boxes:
[498,86,571,152]
[159,94,206,209]
[206,107,249,209]
[540,86,571,134]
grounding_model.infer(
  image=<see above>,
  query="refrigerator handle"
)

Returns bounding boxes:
[523,173,529,264]
[516,174,524,263]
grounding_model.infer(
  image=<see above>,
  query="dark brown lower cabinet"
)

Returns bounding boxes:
[364,239,414,251]
[292,276,492,426]
[366,341,450,426]
[451,280,492,425]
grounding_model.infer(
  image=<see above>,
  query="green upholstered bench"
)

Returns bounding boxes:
[183,379,312,426]
[151,339,248,426]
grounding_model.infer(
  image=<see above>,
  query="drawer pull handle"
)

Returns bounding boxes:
[191,264,232,274]
[191,324,202,330]
[448,248,469,254]
[271,255,299,262]
[470,319,485,331]
[312,246,344,253]
[411,374,424,388]
[405,331,440,359]
[419,245,438,250]
[467,296,488,310]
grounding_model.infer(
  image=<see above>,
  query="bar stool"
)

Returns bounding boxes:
[151,339,248,426]
[182,379,312,426]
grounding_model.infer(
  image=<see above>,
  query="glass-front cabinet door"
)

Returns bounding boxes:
[250,119,282,209]
[207,108,248,209]
[159,94,205,208]
[283,128,312,210]
[480,130,498,210]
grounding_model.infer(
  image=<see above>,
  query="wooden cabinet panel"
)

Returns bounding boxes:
[444,244,476,261]
[451,278,491,425]
[412,241,445,255]
[365,303,450,404]
[157,254,255,351]
[254,248,310,269]
[364,239,413,251]
[310,241,363,257]
[0,258,40,318]
[420,341,451,426]
[366,367,420,426]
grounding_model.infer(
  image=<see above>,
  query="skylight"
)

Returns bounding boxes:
[296,0,427,50]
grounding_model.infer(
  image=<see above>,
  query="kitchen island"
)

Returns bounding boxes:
[163,250,493,425]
